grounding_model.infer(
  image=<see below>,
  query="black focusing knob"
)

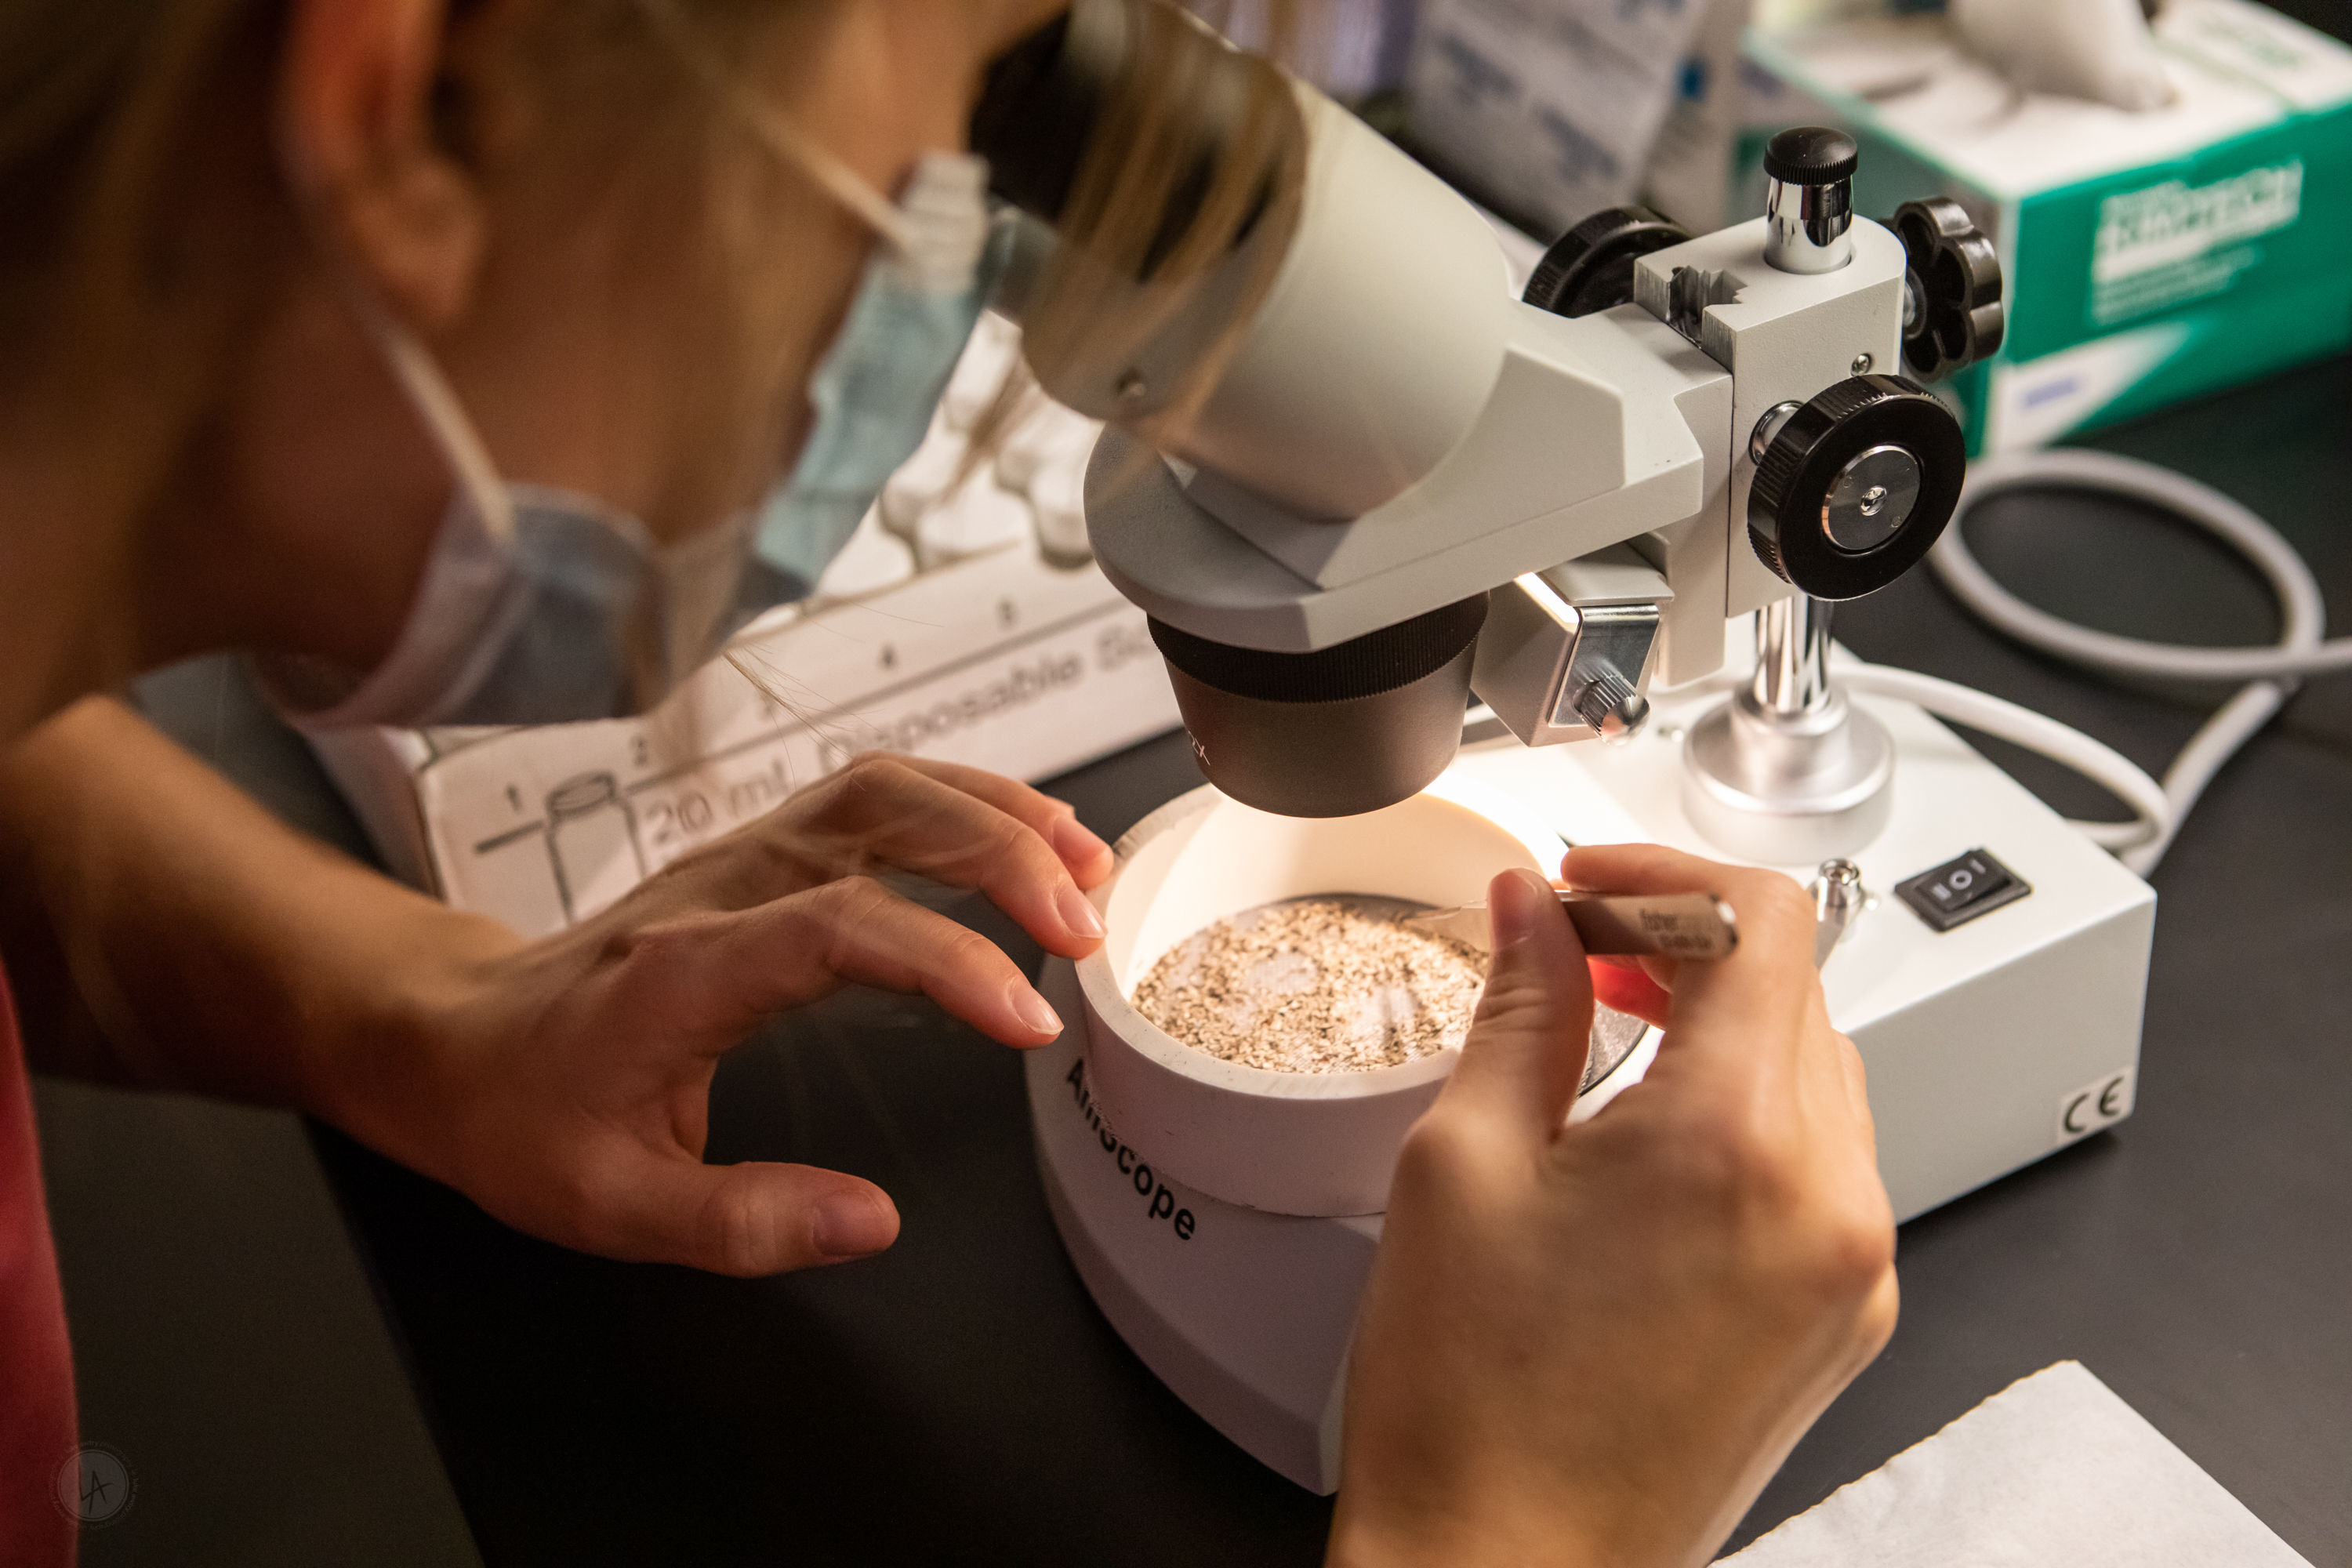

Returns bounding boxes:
[1763,126,1858,185]
[1523,205,1691,320]
[1748,376,1965,601]
[1892,197,2005,380]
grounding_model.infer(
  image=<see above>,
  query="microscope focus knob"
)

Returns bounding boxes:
[1891,197,2005,380]
[1523,205,1692,319]
[1748,375,1966,601]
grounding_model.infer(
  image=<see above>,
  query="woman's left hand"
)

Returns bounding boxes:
[324,752,1112,1276]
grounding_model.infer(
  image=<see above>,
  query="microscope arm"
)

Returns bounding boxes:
[1080,86,1923,670]
[1083,299,1726,655]
[974,0,1992,815]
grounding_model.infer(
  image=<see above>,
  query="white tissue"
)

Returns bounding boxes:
[1726,1361,2310,1567]
[1951,0,2177,111]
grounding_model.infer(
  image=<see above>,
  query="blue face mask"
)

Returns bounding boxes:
[265,151,995,731]
[753,169,1003,590]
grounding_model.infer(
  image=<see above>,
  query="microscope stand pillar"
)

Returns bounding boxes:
[1681,597,1894,862]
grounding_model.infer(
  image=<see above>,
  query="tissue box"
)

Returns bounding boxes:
[1739,0,2352,451]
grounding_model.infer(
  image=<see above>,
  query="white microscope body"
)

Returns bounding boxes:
[989,64,2154,1493]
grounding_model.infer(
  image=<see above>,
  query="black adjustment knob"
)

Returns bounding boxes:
[1892,197,2004,380]
[1748,375,1966,601]
[1763,126,1858,185]
[1523,205,1691,319]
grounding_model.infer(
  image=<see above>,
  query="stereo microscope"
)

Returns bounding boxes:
[973,0,2155,1492]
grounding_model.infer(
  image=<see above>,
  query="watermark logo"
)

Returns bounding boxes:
[53,1443,136,1528]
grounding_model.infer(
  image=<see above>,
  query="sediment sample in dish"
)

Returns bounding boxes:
[1131,895,1487,1073]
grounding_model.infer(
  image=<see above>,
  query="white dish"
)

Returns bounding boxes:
[1073,771,1565,1217]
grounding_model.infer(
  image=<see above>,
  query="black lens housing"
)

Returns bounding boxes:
[1149,597,1489,818]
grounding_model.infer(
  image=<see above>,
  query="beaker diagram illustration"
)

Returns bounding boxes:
[544,772,648,924]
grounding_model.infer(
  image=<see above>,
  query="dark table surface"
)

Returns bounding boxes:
[153,350,2352,1566]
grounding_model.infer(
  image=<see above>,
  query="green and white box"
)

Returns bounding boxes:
[1741,0,2352,451]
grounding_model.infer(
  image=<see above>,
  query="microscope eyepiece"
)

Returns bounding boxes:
[971,9,1100,226]
[1149,597,1490,818]
[1762,126,1858,274]
[1762,126,1860,185]
[972,0,1279,281]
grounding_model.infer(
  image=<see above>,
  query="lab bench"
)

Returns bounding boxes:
[47,350,2352,1566]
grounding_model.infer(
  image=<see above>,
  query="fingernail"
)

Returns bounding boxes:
[1489,869,1550,949]
[1057,880,1107,940]
[814,1192,895,1259]
[1009,978,1063,1037]
[1051,812,1110,868]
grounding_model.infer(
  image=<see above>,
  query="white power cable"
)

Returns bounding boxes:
[1639,660,2180,859]
[1920,448,2338,874]
[1838,663,2172,855]
[1936,450,2347,680]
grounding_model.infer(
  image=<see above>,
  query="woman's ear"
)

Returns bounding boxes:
[277,0,486,329]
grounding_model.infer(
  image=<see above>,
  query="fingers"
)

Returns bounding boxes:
[591,1152,903,1276]
[1562,844,1821,1073]
[1590,956,1672,1029]
[1831,1025,1878,1164]
[637,754,1109,956]
[1439,869,1596,1143]
[823,752,1115,888]
[765,756,1109,957]
[636,756,1112,957]
[648,877,1064,1049]
[1563,844,1817,973]
[863,755,1116,888]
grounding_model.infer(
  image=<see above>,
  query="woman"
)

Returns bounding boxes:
[0,2,1896,1563]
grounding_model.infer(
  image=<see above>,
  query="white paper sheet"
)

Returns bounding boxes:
[1726,1361,2311,1567]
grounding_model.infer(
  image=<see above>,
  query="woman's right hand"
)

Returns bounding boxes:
[1330,844,1897,1568]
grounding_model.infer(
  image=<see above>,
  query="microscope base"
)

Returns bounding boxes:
[1026,996,1367,1497]
[1027,681,2154,1494]
[1681,695,1896,863]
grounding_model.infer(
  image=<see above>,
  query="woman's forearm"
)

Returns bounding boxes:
[0,695,517,1106]
[1,706,1109,1279]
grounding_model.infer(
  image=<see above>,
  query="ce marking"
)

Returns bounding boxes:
[2056,1067,2135,1144]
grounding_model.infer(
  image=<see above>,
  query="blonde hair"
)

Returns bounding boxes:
[2,0,1312,833]
[2,1,1311,512]
[1003,1,1306,467]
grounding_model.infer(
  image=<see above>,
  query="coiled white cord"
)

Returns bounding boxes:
[1917,448,2341,875]
[1838,662,2173,859]
[1664,658,2181,865]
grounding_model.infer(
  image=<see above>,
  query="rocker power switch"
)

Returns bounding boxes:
[1896,848,2032,932]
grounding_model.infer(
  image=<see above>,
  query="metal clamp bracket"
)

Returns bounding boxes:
[1471,546,1671,747]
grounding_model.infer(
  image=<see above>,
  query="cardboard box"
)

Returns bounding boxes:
[310,543,1182,939]
[1739,0,2352,450]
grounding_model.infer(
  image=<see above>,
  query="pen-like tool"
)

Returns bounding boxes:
[1404,891,1738,959]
